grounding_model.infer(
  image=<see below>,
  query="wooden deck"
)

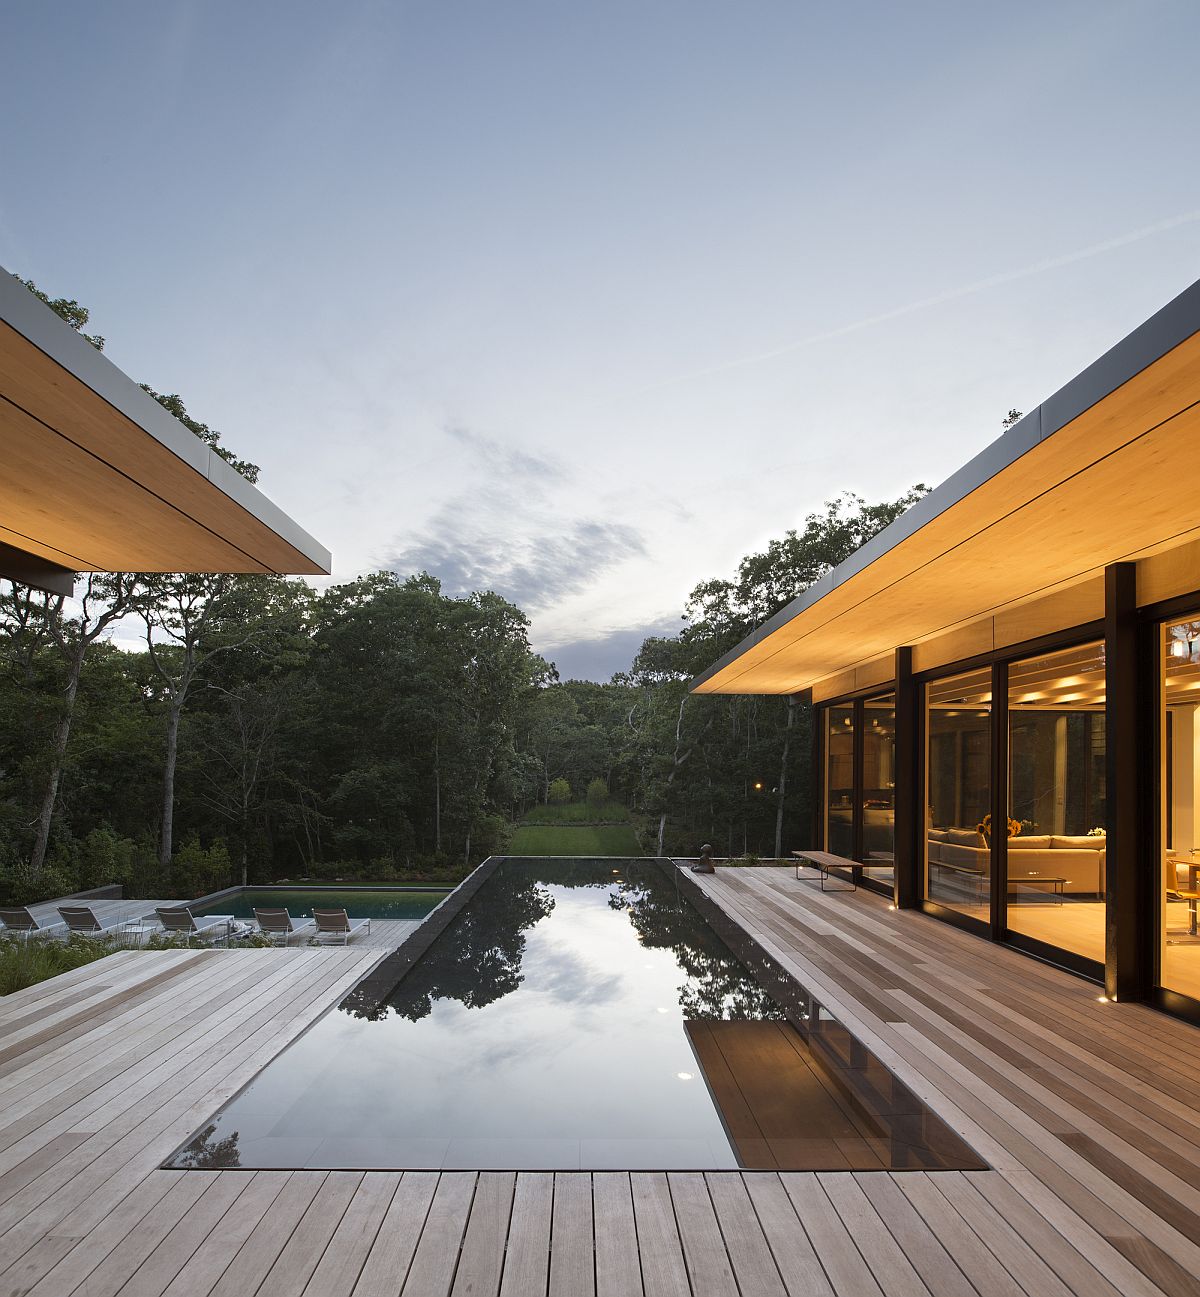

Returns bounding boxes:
[0,870,1198,1294]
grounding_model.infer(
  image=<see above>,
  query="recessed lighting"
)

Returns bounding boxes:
[656,1007,670,1014]
[676,1072,694,1081]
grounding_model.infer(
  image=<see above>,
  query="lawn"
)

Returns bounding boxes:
[507,824,643,856]
[520,800,631,824]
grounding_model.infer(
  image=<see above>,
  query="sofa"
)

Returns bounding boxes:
[927,828,1105,895]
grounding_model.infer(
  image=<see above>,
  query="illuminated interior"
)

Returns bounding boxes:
[1162,614,1200,1002]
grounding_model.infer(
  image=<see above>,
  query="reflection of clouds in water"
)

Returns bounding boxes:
[533,942,624,1008]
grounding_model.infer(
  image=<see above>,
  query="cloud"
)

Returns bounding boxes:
[386,423,645,612]
[392,517,645,612]
[443,424,563,483]
[542,615,683,682]
[533,944,624,1007]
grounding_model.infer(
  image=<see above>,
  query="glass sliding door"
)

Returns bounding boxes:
[1005,642,1106,967]
[861,694,896,889]
[925,668,992,922]
[824,705,856,857]
[1161,613,1200,1005]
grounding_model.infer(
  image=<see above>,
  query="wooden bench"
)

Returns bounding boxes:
[790,850,857,891]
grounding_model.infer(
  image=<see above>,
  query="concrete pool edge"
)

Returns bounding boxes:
[187,880,456,910]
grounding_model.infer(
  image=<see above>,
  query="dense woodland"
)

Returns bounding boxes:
[0,279,925,904]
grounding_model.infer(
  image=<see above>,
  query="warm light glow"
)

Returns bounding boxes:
[753,781,763,790]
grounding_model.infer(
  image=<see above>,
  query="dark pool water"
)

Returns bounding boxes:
[169,859,984,1172]
[190,887,447,923]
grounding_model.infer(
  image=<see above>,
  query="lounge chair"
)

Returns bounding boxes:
[57,905,134,938]
[253,908,316,945]
[0,906,66,941]
[154,906,233,945]
[312,908,372,945]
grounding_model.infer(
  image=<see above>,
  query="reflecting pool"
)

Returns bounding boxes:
[169,858,984,1171]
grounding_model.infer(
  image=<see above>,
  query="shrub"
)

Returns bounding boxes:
[170,838,233,899]
[0,934,114,995]
[0,856,79,907]
[585,778,609,809]
[78,827,138,891]
[547,778,572,804]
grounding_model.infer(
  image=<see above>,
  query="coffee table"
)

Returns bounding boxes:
[1007,873,1066,904]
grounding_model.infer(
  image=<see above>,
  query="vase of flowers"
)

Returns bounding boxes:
[976,813,1022,848]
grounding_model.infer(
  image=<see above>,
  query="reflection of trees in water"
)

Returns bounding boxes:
[608,866,784,1021]
[173,1123,241,1168]
[340,858,780,1024]
[343,870,556,1022]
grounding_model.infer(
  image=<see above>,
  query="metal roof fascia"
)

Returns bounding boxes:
[0,267,332,575]
[689,275,1200,693]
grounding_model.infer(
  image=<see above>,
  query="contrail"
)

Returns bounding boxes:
[635,210,1200,393]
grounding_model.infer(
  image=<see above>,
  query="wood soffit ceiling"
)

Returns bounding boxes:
[0,278,330,577]
[692,283,1200,697]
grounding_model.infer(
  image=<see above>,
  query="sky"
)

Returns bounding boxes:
[3,1,1200,680]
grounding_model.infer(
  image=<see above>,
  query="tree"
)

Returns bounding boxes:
[547,777,572,805]
[0,574,140,877]
[140,388,260,482]
[138,575,286,870]
[586,778,608,809]
[14,276,104,349]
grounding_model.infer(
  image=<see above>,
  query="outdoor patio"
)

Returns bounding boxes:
[0,868,1196,1295]
[15,895,421,951]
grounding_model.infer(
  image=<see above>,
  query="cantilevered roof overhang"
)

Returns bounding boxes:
[692,277,1200,696]
[0,268,331,593]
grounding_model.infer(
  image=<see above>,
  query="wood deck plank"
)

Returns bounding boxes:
[629,1173,690,1297]
[452,1171,515,1297]
[741,1172,836,1297]
[593,1172,643,1297]
[400,1172,477,1297]
[667,1173,738,1297]
[499,1172,552,1297]
[352,1171,439,1297]
[160,1171,293,1297]
[43,1169,246,1297]
[549,1165,596,1297]
[256,1171,364,1297]
[208,1171,328,1297]
[813,1172,931,1297]
[703,1172,787,1297]
[301,1171,400,1297]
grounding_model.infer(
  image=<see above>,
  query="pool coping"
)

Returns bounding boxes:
[331,855,507,1014]
[186,881,456,911]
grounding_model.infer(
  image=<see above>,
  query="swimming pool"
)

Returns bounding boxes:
[169,858,984,1171]
[189,886,448,923]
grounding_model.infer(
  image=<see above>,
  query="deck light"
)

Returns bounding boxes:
[753,781,763,790]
